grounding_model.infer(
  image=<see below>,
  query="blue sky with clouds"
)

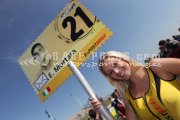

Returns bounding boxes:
[0,0,180,120]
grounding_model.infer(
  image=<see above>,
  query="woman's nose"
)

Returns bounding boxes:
[113,68,119,74]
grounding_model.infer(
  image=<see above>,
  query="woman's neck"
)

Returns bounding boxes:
[128,66,150,98]
[129,66,147,88]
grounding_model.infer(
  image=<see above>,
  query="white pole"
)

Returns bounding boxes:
[68,61,113,120]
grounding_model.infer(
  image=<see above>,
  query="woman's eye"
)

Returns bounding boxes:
[112,63,117,67]
[109,71,112,76]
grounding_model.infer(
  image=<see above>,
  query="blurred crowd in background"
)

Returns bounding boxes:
[158,28,180,58]
[143,28,180,64]
[156,28,179,59]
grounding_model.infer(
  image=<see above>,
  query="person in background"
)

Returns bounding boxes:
[88,109,103,120]
[166,39,180,58]
[158,40,168,58]
[111,90,126,119]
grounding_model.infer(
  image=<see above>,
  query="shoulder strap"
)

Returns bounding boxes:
[148,68,163,104]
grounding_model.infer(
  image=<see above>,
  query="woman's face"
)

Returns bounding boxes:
[102,57,131,81]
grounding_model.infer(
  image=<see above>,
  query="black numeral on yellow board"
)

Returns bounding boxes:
[62,7,93,41]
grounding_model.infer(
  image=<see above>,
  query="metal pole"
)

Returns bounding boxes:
[45,109,55,120]
[68,61,113,120]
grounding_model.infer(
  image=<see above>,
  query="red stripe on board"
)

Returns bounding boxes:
[47,87,51,92]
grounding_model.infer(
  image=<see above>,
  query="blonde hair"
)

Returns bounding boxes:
[98,51,137,93]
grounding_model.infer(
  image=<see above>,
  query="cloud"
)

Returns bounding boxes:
[6,17,15,28]
[0,17,15,30]
[0,56,18,63]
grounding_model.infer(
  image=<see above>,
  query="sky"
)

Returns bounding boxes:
[0,0,180,120]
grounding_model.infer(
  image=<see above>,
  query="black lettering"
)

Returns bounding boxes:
[62,16,84,41]
[48,72,54,78]
[74,7,93,28]
[54,50,77,73]
[72,49,76,54]
[68,55,71,60]
[62,7,93,41]
[54,65,60,72]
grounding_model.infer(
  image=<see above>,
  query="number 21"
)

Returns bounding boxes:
[62,7,93,41]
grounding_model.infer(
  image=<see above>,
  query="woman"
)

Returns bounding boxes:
[90,51,180,120]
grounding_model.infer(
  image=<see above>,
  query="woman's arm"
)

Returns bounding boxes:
[126,108,138,120]
[90,97,138,120]
[122,96,138,120]
[150,58,180,77]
